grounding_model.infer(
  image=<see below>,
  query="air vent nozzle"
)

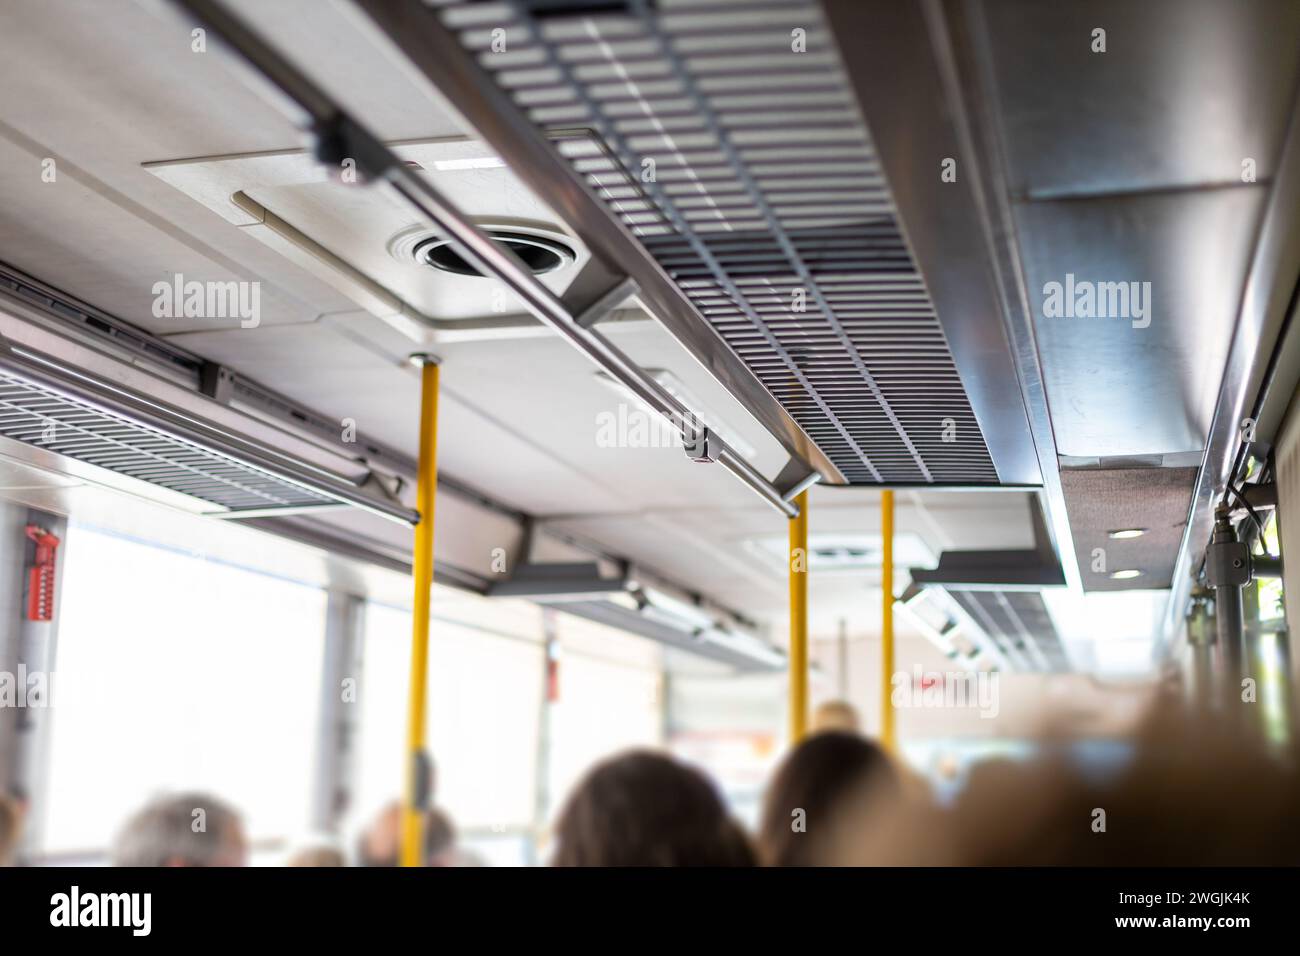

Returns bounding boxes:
[413,230,575,277]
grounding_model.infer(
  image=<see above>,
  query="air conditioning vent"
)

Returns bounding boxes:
[414,230,576,277]
[0,342,415,524]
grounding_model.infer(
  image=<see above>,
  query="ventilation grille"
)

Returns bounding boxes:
[435,0,998,484]
[0,369,337,513]
[949,590,1070,672]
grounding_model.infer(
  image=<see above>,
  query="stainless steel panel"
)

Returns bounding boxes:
[1158,66,1300,647]
[822,0,1043,488]
[825,0,1075,585]
[1014,187,1268,458]
[980,0,1300,199]
[346,0,845,483]
[370,0,1011,486]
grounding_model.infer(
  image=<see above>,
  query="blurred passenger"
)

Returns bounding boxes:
[286,842,346,867]
[758,731,898,866]
[357,802,483,866]
[552,750,755,866]
[811,699,861,735]
[113,792,247,867]
[357,801,401,866]
[424,807,488,866]
[0,792,23,866]
[833,703,1300,866]
[947,711,1300,866]
[423,807,456,866]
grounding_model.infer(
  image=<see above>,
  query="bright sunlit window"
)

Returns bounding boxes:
[43,524,326,857]
[546,615,664,821]
[354,597,544,836]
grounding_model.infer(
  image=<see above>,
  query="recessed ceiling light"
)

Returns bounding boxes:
[1109,569,1143,580]
[1108,529,1147,539]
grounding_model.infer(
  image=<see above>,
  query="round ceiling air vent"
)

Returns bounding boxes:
[412,230,576,277]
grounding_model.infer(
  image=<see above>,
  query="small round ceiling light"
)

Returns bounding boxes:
[1109,569,1143,580]
[1108,528,1147,539]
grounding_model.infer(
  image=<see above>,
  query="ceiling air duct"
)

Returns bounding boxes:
[0,291,415,524]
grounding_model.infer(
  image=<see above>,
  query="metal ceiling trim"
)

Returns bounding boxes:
[0,259,518,524]
[1154,73,1300,650]
[167,0,802,518]
[238,514,492,593]
[342,0,844,484]
[505,0,919,482]
[2,256,771,637]
[410,0,1002,486]
[824,0,1079,587]
[555,598,784,673]
[821,0,1043,490]
[0,329,419,524]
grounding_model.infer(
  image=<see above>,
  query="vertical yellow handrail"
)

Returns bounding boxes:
[880,489,896,751]
[789,490,809,743]
[401,358,440,867]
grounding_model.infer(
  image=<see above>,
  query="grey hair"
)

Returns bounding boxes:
[112,792,242,867]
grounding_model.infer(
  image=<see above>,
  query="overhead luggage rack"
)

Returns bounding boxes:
[426,0,1000,485]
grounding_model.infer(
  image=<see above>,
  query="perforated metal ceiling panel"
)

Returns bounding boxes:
[433,0,999,484]
[949,589,1070,672]
[0,369,338,513]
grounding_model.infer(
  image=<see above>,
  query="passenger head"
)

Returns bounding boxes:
[0,793,22,866]
[824,708,1300,866]
[286,844,346,867]
[811,699,861,734]
[424,807,457,866]
[759,731,898,866]
[552,750,755,866]
[357,802,402,866]
[113,792,246,867]
[942,715,1300,866]
[284,842,345,868]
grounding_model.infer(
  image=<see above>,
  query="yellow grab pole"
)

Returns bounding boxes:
[401,358,440,867]
[788,490,809,743]
[880,489,896,751]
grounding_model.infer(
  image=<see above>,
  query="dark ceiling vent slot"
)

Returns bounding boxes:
[413,231,576,277]
[522,0,641,17]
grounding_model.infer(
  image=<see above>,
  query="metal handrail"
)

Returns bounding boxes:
[165,0,805,518]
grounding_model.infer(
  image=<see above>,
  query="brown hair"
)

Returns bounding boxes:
[758,731,898,866]
[424,807,457,865]
[552,750,755,867]
[286,845,346,867]
[832,703,1300,867]
[0,795,20,866]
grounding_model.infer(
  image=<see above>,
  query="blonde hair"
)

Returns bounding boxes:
[811,699,861,734]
